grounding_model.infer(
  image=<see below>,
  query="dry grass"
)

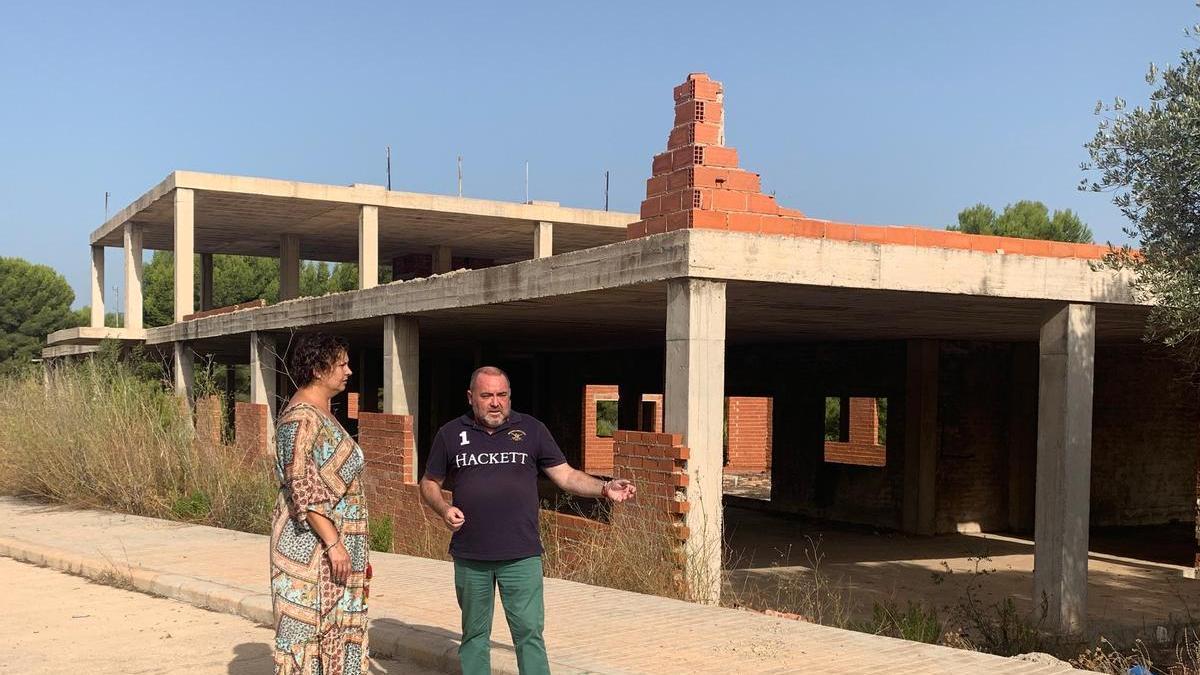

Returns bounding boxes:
[540,500,692,601]
[0,355,275,534]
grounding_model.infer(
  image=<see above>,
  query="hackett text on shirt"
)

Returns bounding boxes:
[454,451,531,468]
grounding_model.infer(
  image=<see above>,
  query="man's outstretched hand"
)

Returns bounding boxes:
[603,478,637,503]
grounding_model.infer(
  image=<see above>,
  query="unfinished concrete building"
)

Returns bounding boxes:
[45,73,1193,633]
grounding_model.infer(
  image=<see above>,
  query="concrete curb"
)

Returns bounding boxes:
[0,535,597,675]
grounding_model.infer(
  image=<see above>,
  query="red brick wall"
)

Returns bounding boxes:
[582,385,620,475]
[234,402,270,459]
[824,397,885,467]
[638,394,664,433]
[725,396,772,472]
[194,395,223,448]
[612,430,690,542]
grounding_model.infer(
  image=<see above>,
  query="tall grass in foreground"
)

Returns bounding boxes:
[0,357,275,534]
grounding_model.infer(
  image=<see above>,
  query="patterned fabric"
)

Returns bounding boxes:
[270,403,370,675]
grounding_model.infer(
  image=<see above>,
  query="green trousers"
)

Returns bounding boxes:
[453,556,549,675]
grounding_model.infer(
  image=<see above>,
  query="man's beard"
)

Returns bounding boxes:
[478,410,507,428]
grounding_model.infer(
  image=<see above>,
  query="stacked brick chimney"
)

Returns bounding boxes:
[629,72,805,238]
[627,72,1110,261]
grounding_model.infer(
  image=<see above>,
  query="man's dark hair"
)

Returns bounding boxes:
[289,333,350,388]
[468,366,510,391]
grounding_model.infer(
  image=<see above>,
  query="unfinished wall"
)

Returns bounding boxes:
[824,397,885,467]
[934,342,1013,533]
[725,396,772,472]
[234,401,270,459]
[1091,345,1199,526]
[582,384,620,475]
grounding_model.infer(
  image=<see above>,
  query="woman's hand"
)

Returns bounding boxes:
[326,540,351,584]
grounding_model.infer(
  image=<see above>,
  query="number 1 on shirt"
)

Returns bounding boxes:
[459,430,470,446]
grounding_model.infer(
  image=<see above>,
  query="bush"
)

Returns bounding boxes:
[0,354,275,534]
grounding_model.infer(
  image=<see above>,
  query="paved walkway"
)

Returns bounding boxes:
[0,498,1085,674]
[0,556,436,674]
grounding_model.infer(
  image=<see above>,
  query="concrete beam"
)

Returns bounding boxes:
[250,331,278,431]
[1033,303,1096,634]
[359,205,378,290]
[534,221,553,258]
[383,316,419,469]
[280,234,301,300]
[432,245,452,274]
[665,278,726,604]
[123,223,144,330]
[902,339,938,535]
[90,246,105,328]
[144,232,690,344]
[199,253,214,311]
[174,188,195,322]
[173,342,194,405]
[685,230,1139,306]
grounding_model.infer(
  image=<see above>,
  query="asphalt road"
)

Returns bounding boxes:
[0,556,439,674]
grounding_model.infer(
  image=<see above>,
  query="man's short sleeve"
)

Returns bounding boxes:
[424,426,450,480]
[536,421,568,470]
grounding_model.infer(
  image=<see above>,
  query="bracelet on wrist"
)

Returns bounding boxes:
[599,479,611,499]
[323,534,341,553]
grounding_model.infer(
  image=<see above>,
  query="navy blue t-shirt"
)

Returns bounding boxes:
[423,411,567,561]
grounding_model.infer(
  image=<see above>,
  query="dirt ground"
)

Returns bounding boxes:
[0,556,437,675]
[720,495,1200,641]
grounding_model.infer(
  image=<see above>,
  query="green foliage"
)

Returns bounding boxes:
[824,397,842,441]
[1082,30,1200,361]
[595,400,618,438]
[861,600,942,644]
[948,200,1093,243]
[170,488,212,521]
[73,307,123,328]
[0,257,79,369]
[876,397,888,446]
[369,515,394,553]
[142,251,174,327]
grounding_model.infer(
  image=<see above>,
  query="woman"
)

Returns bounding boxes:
[270,333,370,675]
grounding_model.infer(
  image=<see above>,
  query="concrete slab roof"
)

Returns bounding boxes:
[133,228,1147,358]
[89,171,637,263]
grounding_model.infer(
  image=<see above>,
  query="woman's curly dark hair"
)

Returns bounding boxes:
[288,333,350,388]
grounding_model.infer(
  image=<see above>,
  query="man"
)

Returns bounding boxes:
[419,366,637,675]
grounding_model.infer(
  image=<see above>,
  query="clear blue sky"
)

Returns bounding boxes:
[1,1,1195,307]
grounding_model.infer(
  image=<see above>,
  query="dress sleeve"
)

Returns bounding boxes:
[277,412,336,529]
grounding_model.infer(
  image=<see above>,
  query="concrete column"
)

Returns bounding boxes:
[534,221,553,258]
[250,331,278,432]
[358,205,378,290]
[90,246,105,328]
[173,342,194,405]
[383,316,420,457]
[199,253,214,311]
[432,245,452,274]
[902,339,938,535]
[1033,303,1096,634]
[279,234,300,300]
[173,188,195,322]
[664,278,726,604]
[123,223,144,330]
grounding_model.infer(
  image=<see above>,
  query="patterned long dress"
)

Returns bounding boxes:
[270,402,370,675]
